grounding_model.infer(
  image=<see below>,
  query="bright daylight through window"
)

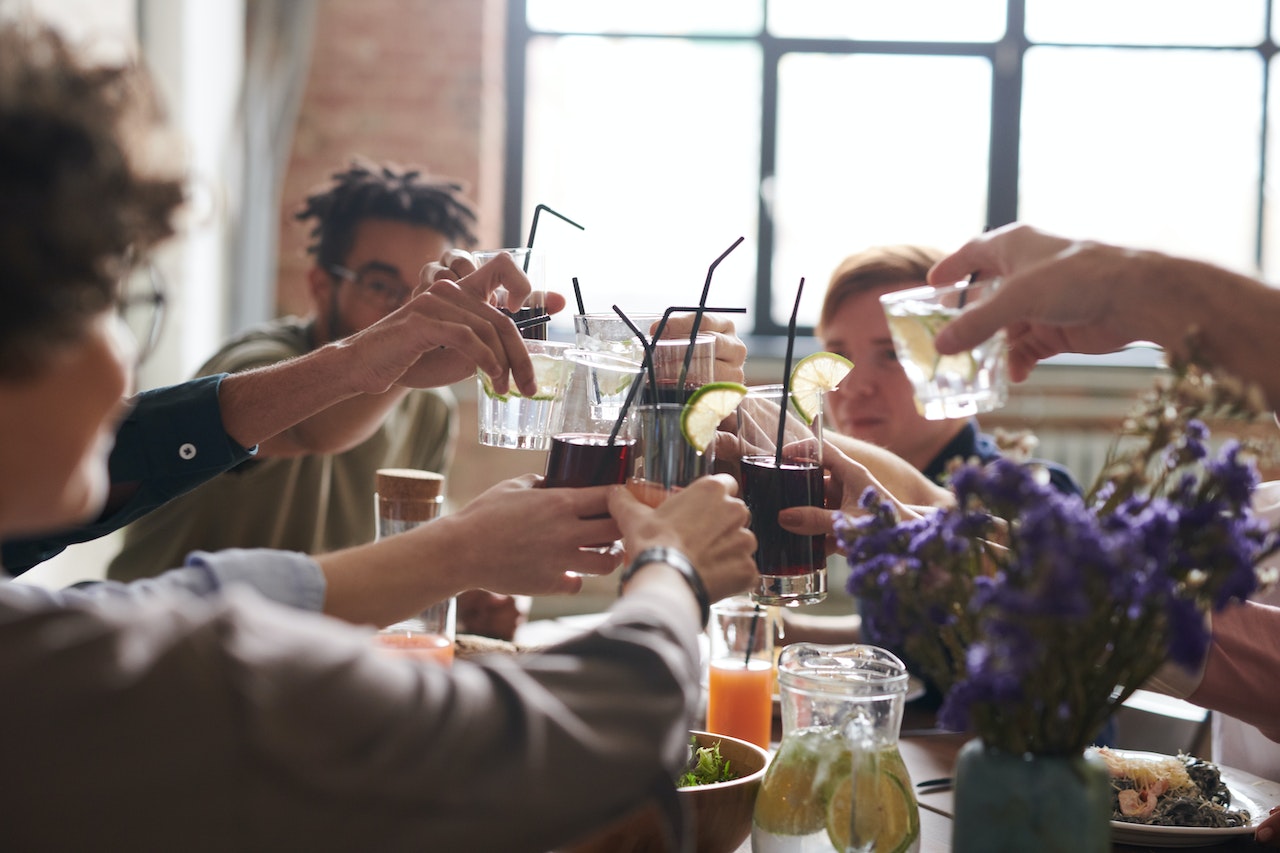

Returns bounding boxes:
[511,0,1279,339]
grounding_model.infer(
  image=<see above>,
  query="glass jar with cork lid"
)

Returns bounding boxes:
[371,468,455,666]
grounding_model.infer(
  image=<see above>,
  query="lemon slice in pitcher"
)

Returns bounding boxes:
[790,352,853,424]
[826,766,920,853]
[680,381,748,453]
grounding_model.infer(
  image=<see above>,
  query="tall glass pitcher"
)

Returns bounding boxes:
[752,644,920,853]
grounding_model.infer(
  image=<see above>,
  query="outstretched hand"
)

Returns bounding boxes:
[777,440,930,554]
[608,475,756,604]
[441,474,624,597]
[381,250,569,395]
[928,224,1146,382]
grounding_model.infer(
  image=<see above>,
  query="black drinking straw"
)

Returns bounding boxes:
[775,277,806,468]
[572,277,586,315]
[745,280,804,667]
[744,603,763,667]
[959,271,977,309]
[678,236,745,390]
[607,306,655,449]
[524,204,586,273]
[514,313,551,333]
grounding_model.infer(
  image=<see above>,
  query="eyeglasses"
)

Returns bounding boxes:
[117,259,167,364]
[328,264,413,312]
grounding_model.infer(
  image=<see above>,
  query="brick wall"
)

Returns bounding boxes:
[277,0,506,316]
[276,0,532,508]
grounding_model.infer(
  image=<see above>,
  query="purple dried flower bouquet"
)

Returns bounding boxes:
[839,361,1277,755]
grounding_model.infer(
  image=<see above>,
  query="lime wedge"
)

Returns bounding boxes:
[789,352,853,424]
[826,764,920,853]
[886,309,974,383]
[478,352,570,401]
[680,381,748,453]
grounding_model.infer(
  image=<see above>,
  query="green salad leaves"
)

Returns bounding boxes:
[678,737,736,787]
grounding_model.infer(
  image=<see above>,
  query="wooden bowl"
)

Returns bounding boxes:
[562,730,769,853]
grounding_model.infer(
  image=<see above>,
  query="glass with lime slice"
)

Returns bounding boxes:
[626,381,746,505]
[879,278,1009,421]
[736,383,827,605]
[476,339,574,450]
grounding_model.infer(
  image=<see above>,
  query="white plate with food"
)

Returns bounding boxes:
[1095,747,1280,847]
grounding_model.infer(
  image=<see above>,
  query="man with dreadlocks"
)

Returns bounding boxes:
[104,161,481,593]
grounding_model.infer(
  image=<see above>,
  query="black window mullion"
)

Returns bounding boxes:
[987,0,1027,230]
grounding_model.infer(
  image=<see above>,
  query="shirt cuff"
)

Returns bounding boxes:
[183,549,327,613]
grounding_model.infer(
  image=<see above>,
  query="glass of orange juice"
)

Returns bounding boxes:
[706,595,775,750]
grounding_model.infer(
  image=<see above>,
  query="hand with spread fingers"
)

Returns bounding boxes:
[608,474,757,605]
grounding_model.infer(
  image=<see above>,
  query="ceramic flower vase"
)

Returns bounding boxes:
[952,738,1110,853]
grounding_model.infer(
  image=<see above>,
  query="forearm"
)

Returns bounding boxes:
[1138,252,1280,409]
[215,343,397,452]
[255,385,410,457]
[827,433,954,507]
[1187,602,1280,742]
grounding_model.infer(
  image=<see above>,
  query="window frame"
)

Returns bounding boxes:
[504,0,1278,339]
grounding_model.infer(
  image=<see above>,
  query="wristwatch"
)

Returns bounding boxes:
[618,546,710,628]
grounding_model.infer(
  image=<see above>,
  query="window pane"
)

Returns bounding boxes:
[1021,47,1261,272]
[773,54,991,327]
[523,37,761,335]
[1026,0,1264,46]
[527,1,762,36]
[769,0,1005,43]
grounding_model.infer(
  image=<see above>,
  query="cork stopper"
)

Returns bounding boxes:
[376,468,445,522]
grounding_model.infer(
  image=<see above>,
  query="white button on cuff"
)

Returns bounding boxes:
[179,443,197,460]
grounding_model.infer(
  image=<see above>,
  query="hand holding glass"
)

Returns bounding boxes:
[879,277,1008,420]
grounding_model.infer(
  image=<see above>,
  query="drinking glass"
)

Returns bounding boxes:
[476,339,573,450]
[879,277,1009,420]
[736,384,826,605]
[706,596,775,750]
[573,312,662,419]
[639,332,716,405]
[626,402,714,507]
[475,247,547,340]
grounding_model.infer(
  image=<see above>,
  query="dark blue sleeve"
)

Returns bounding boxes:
[1,375,256,574]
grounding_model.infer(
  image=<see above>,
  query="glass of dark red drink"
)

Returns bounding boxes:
[736,384,826,605]
[543,432,635,489]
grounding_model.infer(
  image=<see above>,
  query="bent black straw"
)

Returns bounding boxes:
[678,236,745,389]
[523,204,586,273]
[775,278,805,469]
[514,313,551,332]
[608,306,654,448]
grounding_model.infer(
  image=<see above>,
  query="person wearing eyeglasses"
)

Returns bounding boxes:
[0,22,762,850]
[102,162,523,638]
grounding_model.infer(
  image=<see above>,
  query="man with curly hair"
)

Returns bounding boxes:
[105,162,486,594]
[0,19,761,850]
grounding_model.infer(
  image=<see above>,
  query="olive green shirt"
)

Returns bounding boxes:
[107,318,455,580]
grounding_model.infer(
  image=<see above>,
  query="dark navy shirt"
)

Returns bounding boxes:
[2,375,255,574]
[922,420,1083,497]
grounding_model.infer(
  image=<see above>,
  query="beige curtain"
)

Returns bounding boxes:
[228,0,317,334]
